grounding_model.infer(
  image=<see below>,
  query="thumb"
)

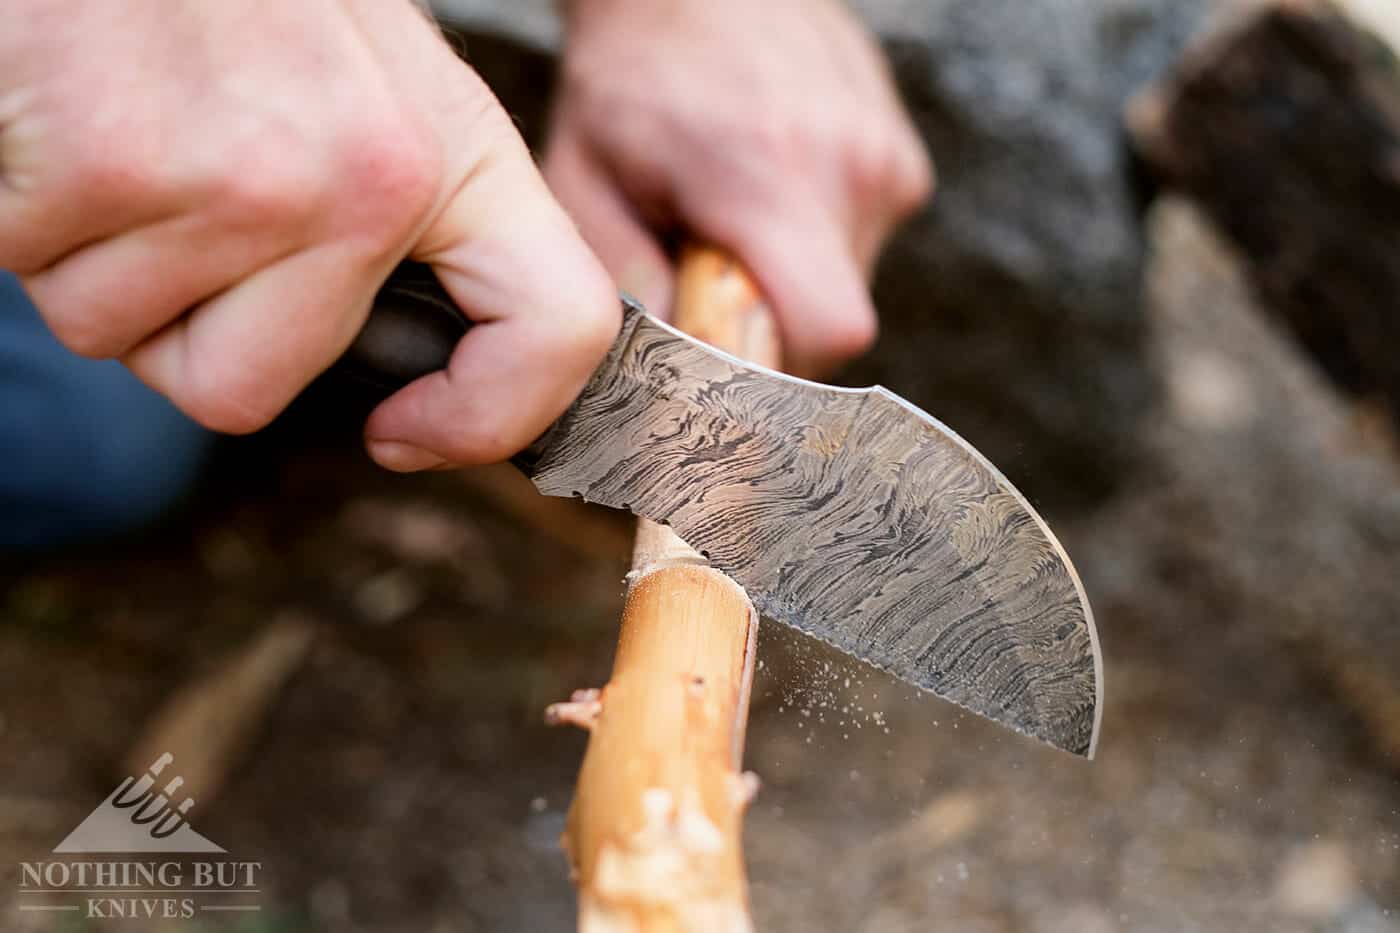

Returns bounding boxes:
[364,114,620,471]
[543,131,674,318]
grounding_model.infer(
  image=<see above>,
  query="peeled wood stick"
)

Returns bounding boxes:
[548,247,780,933]
[125,613,315,807]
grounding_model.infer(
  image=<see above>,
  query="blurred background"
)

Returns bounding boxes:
[3,0,1399,929]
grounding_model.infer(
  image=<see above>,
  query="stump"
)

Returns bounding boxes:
[1129,0,1400,424]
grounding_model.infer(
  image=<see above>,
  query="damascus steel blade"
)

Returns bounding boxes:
[522,301,1103,757]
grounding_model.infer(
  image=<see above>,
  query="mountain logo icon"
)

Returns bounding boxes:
[53,754,225,854]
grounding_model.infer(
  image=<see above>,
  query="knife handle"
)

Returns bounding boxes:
[346,249,777,400]
[342,261,471,397]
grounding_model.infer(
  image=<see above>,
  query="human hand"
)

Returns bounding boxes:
[545,0,932,376]
[0,0,618,471]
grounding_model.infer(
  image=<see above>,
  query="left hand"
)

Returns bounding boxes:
[544,0,933,376]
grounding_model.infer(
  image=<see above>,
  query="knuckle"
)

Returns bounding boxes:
[447,278,619,467]
[846,137,894,198]
[0,247,48,277]
[45,307,116,359]
[184,391,273,436]
[69,130,159,198]
[563,275,624,360]
[332,116,441,248]
[845,126,934,214]
[0,214,37,277]
[820,311,880,362]
[841,316,880,358]
[30,284,120,359]
[180,361,278,436]
[216,149,319,229]
[897,140,936,210]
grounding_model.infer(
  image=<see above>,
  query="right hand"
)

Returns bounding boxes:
[0,0,618,472]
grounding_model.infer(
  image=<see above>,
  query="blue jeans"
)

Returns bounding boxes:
[0,273,212,551]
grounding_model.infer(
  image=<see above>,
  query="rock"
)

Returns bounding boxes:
[433,0,559,50]
[848,0,1210,507]
[430,0,1213,508]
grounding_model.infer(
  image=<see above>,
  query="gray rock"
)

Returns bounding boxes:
[433,0,558,50]
[852,0,1210,507]
[432,0,1211,507]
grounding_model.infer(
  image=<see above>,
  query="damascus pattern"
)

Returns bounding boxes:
[523,303,1102,757]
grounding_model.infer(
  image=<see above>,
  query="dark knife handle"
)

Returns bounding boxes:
[344,261,643,475]
[343,261,472,398]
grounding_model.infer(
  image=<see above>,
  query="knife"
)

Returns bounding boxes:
[348,261,1103,757]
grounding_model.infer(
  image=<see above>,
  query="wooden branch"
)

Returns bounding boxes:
[125,613,314,806]
[548,247,780,932]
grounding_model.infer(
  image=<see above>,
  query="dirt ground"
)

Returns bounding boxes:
[2,202,1398,933]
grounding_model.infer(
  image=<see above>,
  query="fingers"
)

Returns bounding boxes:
[696,193,878,378]
[364,119,620,470]
[543,130,674,317]
[20,211,293,359]
[123,242,381,435]
[0,119,193,277]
